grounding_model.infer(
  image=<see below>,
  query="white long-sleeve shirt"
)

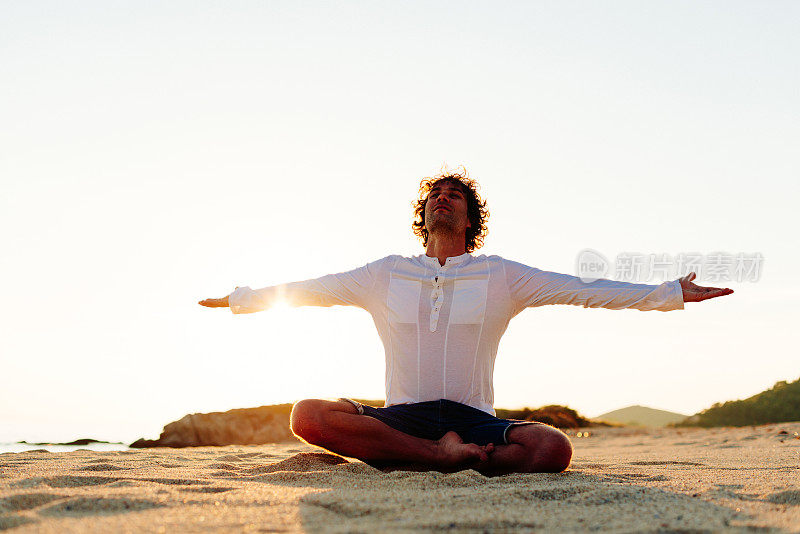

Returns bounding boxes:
[229,253,684,415]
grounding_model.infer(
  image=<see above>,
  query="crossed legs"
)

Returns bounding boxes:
[289,399,572,475]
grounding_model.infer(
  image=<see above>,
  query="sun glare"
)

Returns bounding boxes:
[270,298,290,311]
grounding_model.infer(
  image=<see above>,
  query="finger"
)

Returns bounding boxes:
[680,272,697,283]
[199,298,226,307]
[699,285,734,294]
[696,288,734,301]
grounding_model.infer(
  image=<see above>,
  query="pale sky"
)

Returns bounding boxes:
[2,1,798,443]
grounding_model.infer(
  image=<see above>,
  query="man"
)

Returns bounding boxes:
[199,170,733,475]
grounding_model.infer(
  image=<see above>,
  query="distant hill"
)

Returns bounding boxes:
[595,405,688,427]
[675,378,800,428]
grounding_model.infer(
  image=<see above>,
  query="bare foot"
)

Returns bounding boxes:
[434,431,493,470]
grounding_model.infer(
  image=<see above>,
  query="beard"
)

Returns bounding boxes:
[425,209,460,235]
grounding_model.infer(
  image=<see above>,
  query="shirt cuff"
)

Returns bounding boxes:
[638,279,684,311]
[665,280,685,311]
[228,286,250,314]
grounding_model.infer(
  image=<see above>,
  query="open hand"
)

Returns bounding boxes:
[679,272,734,303]
[198,296,229,308]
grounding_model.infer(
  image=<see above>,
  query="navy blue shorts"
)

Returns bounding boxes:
[340,398,539,446]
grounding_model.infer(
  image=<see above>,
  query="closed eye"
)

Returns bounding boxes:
[428,189,464,200]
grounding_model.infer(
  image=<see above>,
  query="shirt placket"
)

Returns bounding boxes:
[429,265,447,332]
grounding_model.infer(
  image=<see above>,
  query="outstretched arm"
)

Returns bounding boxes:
[197,257,390,314]
[504,259,733,315]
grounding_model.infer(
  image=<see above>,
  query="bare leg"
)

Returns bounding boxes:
[473,423,573,476]
[290,399,493,471]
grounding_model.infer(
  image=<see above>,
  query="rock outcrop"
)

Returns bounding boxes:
[18,439,119,446]
[494,405,602,429]
[130,404,298,448]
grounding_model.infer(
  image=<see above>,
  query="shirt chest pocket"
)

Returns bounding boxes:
[387,278,421,323]
[449,279,488,324]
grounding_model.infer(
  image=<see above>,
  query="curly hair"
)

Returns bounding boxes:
[411,168,489,253]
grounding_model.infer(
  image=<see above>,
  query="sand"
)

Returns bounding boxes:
[1,423,798,533]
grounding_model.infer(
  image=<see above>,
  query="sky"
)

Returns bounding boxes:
[1,1,798,443]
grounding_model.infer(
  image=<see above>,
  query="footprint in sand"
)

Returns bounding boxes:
[77,463,130,472]
[210,470,240,478]
[0,494,65,534]
[0,515,37,530]
[0,493,64,513]
[216,455,248,462]
[205,463,240,471]
[179,487,235,494]
[513,486,591,501]
[766,490,800,506]
[706,487,761,501]
[234,452,264,458]
[39,497,163,517]
[12,475,211,490]
[0,460,33,466]
[12,475,121,489]
[107,480,142,488]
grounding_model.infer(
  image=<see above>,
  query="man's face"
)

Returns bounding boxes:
[424,180,472,236]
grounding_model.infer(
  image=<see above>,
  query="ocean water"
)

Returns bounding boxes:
[0,442,132,454]
[0,420,157,454]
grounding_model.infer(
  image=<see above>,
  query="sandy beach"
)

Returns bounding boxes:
[1,423,798,533]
